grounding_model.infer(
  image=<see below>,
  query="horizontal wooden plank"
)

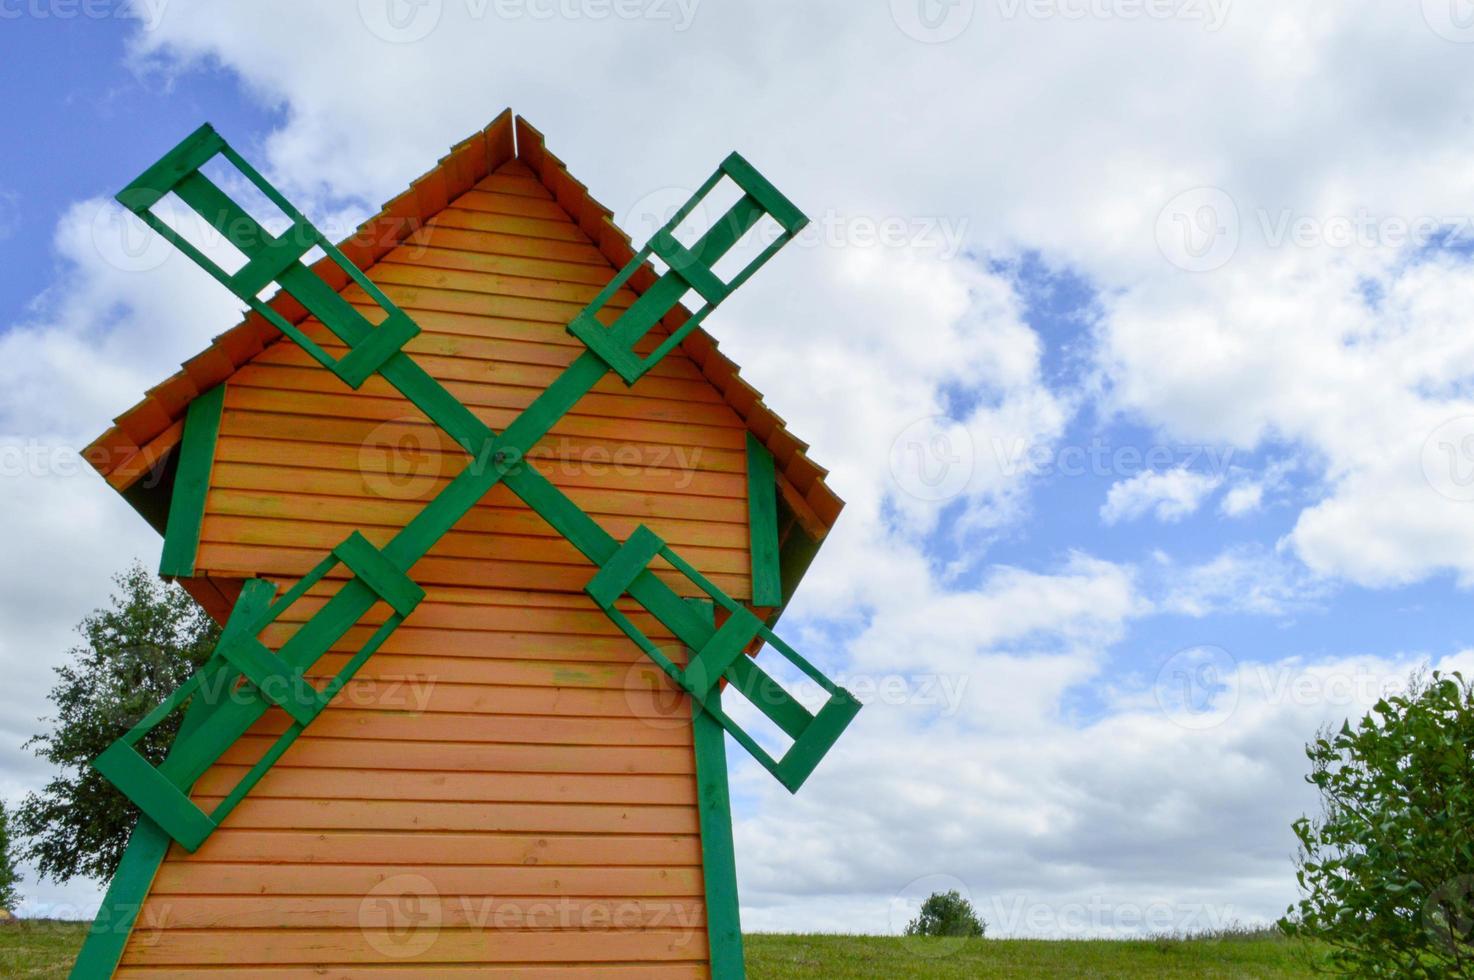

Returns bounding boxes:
[219,388,748,451]
[406,221,610,266]
[186,831,701,867]
[211,437,749,502]
[119,964,706,979]
[267,584,699,644]
[452,188,570,221]
[314,653,656,690]
[137,895,705,931]
[223,653,665,694]
[148,864,704,898]
[242,711,693,748]
[186,799,700,834]
[371,260,637,308]
[475,171,559,200]
[342,279,602,326]
[254,625,672,667]
[206,489,748,546]
[227,361,743,428]
[192,542,747,597]
[191,767,697,806]
[126,927,707,966]
[198,516,748,575]
[267,595,667,636]
[252,338,722,400]
[430,206,593,244]
[301,678,693,721]
[388,245,616,286]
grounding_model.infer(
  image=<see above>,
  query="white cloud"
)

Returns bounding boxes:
[1220,481,1263,516]
[1101,467,1219,524]
[1154,546,1330,618]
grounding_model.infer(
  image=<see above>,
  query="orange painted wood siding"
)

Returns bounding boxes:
[114,160,749,977]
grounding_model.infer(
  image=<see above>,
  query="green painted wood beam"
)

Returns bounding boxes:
[745,433,782,608]
[157,383,224,578]
[688,600,746,980]
[69,579,276,980]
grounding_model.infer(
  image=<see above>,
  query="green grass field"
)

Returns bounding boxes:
[1,920,1324,978]
[0,920,87,979]
[745,932,1324,978]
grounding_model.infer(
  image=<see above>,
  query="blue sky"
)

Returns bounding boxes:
[5,0,1474,939]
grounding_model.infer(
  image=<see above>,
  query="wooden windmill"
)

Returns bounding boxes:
[70,110,856,978]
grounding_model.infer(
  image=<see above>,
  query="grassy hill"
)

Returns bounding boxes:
[2,919,1323,978]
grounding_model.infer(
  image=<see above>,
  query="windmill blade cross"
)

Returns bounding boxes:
[93,124,859,853]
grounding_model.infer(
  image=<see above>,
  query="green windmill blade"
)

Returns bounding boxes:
[94,124,859,855]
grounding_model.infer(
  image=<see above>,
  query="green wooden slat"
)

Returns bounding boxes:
[686,607,763,699]
[158,383,224,578]
[217,637,322,726]
[333,531,425,617]
[720,152,807,234]
[652,229,730,304]
[688,600,746,980]
[115,123,225,212]
[745,433,782,608]
[585,526,665,609]
[70,579,276,980]
[92,742,217,850]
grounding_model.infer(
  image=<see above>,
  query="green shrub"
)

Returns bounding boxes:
[1280,670,1474,978]
[904,890,986,939]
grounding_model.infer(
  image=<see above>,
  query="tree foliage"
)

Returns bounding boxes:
[905,889,986,939]
[0,801,22,912]
[1281,671,1474,977]
[16,563,218,883]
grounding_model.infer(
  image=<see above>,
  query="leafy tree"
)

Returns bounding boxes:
[1280,670,1474,977]
[0,801,22,912]
[16,563,218,883]
[905,889,986,939]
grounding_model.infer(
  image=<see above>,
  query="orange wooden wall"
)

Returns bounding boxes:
[113,159,752,977]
